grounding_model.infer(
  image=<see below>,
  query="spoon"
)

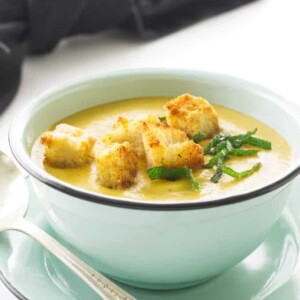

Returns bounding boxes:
[0,151,136,300]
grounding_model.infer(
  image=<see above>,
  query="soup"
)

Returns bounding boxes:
[31,96,292,201]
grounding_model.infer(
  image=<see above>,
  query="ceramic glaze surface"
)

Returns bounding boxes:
[8,70,300,289]
[0,178,300,299]
[31,176,292,289]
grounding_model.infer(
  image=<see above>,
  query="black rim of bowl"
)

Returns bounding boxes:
[9,150,300,211]
[8,70,300,211]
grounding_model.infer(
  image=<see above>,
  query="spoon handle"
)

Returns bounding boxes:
[6,218,136,300]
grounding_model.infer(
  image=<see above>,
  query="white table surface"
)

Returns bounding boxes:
[1,0,300,298]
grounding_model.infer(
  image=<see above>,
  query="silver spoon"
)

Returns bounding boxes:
[0,151,136,300]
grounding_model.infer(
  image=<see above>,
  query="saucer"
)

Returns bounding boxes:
[0,178,300,300]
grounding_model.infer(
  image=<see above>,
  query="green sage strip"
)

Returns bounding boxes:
[193,131,205,143]
[158,116,166,122]
[204,128,271,154]
[210,165,223,183]
[214,140,230,154]
[146,166,200,190]
[228,129,257,148]
[204,132,229,155]
[220,162,262,179]
[229,149,260,156]
[205,141,233,168]
[244,136,272,150]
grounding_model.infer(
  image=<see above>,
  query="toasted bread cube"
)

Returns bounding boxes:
[103,115,160,158]
[40,124,96,168]
[94,142,137,189]
[141,122,204,170]
[165,94,220,138]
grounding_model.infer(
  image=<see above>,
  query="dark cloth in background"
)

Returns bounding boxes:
[0,0,257,112]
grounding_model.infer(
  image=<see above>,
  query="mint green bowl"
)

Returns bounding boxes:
[9,69,300,290]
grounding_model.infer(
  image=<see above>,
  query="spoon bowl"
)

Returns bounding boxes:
[0,151,136,300]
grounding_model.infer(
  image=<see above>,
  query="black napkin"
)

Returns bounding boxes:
[0,0,257,112]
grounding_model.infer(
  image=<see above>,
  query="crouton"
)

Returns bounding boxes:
[94,142,137,189]
[165,94,220,138]
[103,115,160,158]
[141,122,204,170]
[40,124,96,168]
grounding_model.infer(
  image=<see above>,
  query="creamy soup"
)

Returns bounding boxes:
[31,97,292,201]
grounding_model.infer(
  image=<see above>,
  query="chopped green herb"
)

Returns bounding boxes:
[244,136,272,150]
[158,116,166,122]
[220,162,262,179]
[193,131,205,143]
[228,129,257,148]
[213,140,232,155]
[205,129,271,155]
[210,165,223,183]
[205,142,233,168]
[146,166,200,190]
[204,132,229,155]
[229,149,260,156]
[204,129,268,183]
[209,154,228,183]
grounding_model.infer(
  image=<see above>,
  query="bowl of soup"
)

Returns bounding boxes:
[9,69,300,290]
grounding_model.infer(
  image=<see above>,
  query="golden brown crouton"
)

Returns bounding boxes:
[40,124,96,168]
[165,94,220,138]
[141,122,204,170]
[94,142,137,189]
[102,115,160,158]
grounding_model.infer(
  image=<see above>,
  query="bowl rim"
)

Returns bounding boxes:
[8,68,300,211]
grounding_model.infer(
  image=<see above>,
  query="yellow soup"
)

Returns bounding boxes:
[31,97,292,201]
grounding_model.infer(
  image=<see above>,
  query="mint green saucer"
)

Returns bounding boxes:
[0,178,300,300]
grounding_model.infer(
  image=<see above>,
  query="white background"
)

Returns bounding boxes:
[0,0,300,298]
